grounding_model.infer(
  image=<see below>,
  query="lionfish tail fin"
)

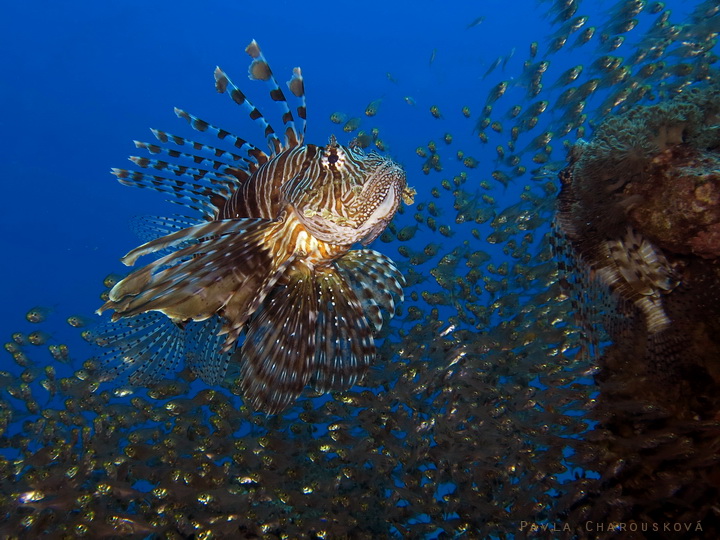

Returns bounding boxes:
[97,218,276,346]
[239,261,317,414]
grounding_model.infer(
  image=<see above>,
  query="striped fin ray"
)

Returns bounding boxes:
[146,128,257,172]
[135,136,254,179]
[214,66,283,157]
[174,107,269,165]
[111,167,230,219]
[129,214,198,244]
[128,214,205,265]
[119,217,265,266]
[127,155,238,198]
[127,153,239,190]
[98,218,273,324]
[218,252,299,353]
[239,261,316,413]
[334,249,405,332]
[311,266,375,394]
[185,316,231,385]
[91,312,186,385]
[286,67,306,144]
[244,39,301,149]
[130,152,242,186]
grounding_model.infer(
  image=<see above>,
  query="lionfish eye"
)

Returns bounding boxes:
[321,145,346,169]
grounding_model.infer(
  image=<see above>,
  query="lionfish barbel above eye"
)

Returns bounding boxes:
[96,40,416,413]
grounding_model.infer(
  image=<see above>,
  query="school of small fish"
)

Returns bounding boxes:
[2,0,719,537]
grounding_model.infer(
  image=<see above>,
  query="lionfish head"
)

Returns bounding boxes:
[284,136,415,246]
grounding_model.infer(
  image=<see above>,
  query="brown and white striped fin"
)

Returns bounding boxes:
[174,107,269,164]
[130,148,244,183]
[239,261,316,413]
[334,249,405,332]
[111,167,230,220]
[117,217,264,266]
[217,250,299,352]
[244,39,301,149]
[595,227,679,334]
[147,128,256,169]
[214,66,283,156]
[97,218,274,323]
[140,129,257,174]
[287,67,306,144]
[127,155,240,192]
[311,266,375,394]
[92,311,232,387]
[113,124,259,219]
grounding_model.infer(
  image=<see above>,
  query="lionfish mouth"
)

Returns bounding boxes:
[364,158,407,206]
[371,184,399,220]
[350,161,406,244]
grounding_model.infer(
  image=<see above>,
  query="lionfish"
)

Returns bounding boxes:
[96,40,415,413]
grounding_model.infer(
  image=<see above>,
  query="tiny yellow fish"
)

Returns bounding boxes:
[28,331,51,346]
[330,111,348,124]
[343,117,362,132]
[103,273,124,288]
[67,315,93,328]
[26,306,51,323]
[365,98,383,117]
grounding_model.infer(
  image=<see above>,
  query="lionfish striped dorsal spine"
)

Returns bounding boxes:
[214,39,305,154]
[97,39,411,414]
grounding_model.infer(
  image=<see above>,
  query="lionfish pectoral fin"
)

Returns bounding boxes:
[117,217,266,267]
[334,249,405,332]
[311,265,376,394]
[239,261,316,414]
[217,252,300,353]
[97,218,275,326]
